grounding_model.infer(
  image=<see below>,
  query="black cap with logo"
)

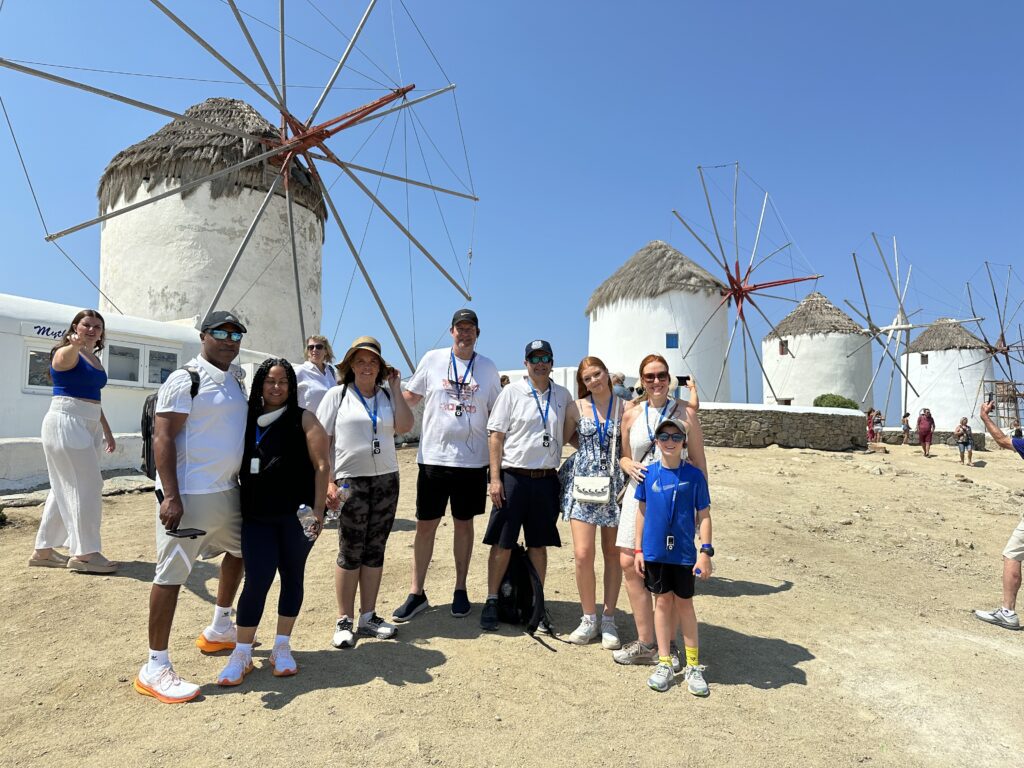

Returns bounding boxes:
[524,339,553,359]
[451,308,479,328]
[201,310,248,334]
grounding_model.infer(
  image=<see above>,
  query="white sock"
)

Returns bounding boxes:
[1002,607,1018,616]
[584,613,597,623]
[359,610,374,625]
[147,649,170,674]
[602,613,616,624]
[275,634,290,647]
[211,605,233,632]
[235,642,253,659]
[487,593,498,602]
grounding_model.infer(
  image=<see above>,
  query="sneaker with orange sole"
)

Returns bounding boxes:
[196,624,236,653]
[134,665,200,704]
[217,650,253,686]
[269,641,298,677]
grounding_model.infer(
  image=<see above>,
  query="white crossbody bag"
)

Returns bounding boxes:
[572,398,621,505]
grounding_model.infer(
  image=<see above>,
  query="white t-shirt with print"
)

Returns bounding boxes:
[296,360,337,413]
[406,347,501,468]
[155,356,248,495]
[486,377,572,470]
[316,384,398,478]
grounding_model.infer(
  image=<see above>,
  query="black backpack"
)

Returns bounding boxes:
[140,366,200,480]
[496,544,546,635]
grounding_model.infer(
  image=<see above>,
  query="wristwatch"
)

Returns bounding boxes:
[699,544,715,557]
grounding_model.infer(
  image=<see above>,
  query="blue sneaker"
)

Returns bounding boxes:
[451,589,471,618]
[480,598,499,631]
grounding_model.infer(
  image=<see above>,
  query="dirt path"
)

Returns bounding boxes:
[2,442,1022,768]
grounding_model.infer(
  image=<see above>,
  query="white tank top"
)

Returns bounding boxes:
[621,398,688,516]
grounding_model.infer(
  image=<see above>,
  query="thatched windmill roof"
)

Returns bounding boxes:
[586,240,726,315]
[97,97,326,225]
[763,291,863,341]
[908,318,987,353]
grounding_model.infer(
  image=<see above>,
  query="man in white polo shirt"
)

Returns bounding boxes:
[393,309,502,622]
[480,339,572,632]
[134,311,248,704]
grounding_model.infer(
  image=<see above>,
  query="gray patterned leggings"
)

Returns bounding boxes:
[337,472,400,569]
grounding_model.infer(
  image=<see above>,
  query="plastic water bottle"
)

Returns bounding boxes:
[325,481,351,522]
[296,504,319,540]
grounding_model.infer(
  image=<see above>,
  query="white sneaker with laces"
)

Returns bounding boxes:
[684,664,710,697]
[269,642,298,676]
[600,617,621,650]
[332,617,356,648]
[612,640,657,665]
[669,642,683,673]
[973,607,1021,630]
[647,662,673,692]
[134,664,200,704]
[217,649,253,686]
[567,616,600,645]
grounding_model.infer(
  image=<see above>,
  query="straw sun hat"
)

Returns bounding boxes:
[337,336,391,382]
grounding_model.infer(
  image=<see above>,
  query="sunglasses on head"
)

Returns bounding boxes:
[656,432,686,443]
[527,354,552,364]
[209,329,243,342]
[643,371,670,383]
[307,343,325,351]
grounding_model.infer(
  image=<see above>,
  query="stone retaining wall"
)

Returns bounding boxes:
[698,403,867,451]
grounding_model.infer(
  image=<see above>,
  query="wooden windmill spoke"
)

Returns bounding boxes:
[744,294,795,359]
[309,154,478,200]
[742,318,778,402]
[279,0,287,113]
[226,0,285,107]
[743,191,769,282]
[671,211,728,273]
[748,242,792,276]
[352,85,456,127]
[284,179,308,348]
[681,296,730,358]
[860,331,894,403]
[697,165,729,267]
[307,0,378,125]
[713,312,742,401]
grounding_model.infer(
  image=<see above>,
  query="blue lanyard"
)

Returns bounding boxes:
[353,386,379,435]
[450,350,476,393]
[590,394,614,448]
[645,399,672,442]
[528,380,552,432]
[255,425,270,446]
[658,465,685,531]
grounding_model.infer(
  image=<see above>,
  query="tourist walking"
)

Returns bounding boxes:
[973,400,1024,631]
[217,359,330,686]
[611,372,632,402]
[30,309,118,573]
[917,408,935,457]
[865,408,876,443]
[295,335,338,413]
[135,311,249,704]
[561,356,630,647]
[613,355,705,666]
[480,340,573,633]
[901,412,911,446]
[392,309,502,623]
[954,417,974,466]
[316,336,415,648]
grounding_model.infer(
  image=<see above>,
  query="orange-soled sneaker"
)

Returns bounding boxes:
[196,624,236,653]
[216,650,253,686]
[134,665,200,704]
[269,642,298,677]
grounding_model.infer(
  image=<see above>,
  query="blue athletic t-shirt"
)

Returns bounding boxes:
[1013,437,1024,461]
[634,461,710,565]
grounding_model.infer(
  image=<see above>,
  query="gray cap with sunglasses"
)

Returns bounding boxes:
[654,417,688,438]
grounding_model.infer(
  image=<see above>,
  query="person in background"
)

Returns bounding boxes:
[295,335,338,413]
[873,410,884,441]
[1012,420,1023,439]
[30,309,117,573]
[499,374,511,388]
[901,412,912,446]
[611,372,631,402]
[917,408,935,457]
[973,400,1024,631]
[954,416,974,466]
[217,358,330,686]
[865,408,876,443]
[317,337,415,648]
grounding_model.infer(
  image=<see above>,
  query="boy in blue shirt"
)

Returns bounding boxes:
[634,417,713,695]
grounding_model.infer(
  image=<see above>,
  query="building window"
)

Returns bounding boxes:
[107,344,141,383]
[666,333,679,349]
[919,353,929,365]
[147,349,179,384]
[779,339,789,355]
[26,349,52,389]
[777,398,793,406]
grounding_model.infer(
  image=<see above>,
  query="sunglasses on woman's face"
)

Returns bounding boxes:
[307,343,325,351]
[209,329,243,342]
[643,371,670,383]
[527,354,552,364]
[656,432,686,443]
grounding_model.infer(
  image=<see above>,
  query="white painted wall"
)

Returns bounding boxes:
[903,348,992,431]
[99,180,323,358]
[587,292,730,399]
[0,435,142,492]
[761,332,874,408]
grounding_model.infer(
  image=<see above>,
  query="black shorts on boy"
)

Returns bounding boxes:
[644,561,695,599]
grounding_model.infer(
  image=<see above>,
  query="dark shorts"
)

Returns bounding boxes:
[644,561,695,599]
[416,464,488,521]
[920,431,933,445]
[337,472,399,570]
[482,470,561,549]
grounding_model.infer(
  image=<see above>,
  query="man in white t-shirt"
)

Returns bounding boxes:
[392,309,502,622]
[134,311,249,704]
[480,339,572,632]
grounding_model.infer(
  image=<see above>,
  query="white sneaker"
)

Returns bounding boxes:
[669,642,683,673]
[358,613,397,639]
[684,664,710,697]
[196,623,237,653]
[567,616,600,645]
[647,661,673,692]
[134,664,200,704]
[974,607,1021,630]
[600,617,621,650]
[269,641,298,677]
[332,617,356,648]
[217,649,253,686]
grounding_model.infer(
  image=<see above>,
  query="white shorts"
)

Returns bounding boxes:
[1003,515,1024,561]
[153,488,242,585]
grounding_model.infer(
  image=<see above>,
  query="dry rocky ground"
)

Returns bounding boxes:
[2,442,1023,768]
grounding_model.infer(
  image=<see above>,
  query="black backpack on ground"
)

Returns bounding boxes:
[496,544,546,635]
[140,366,200,480]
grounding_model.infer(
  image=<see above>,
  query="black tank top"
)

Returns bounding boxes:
[240,406,316,519]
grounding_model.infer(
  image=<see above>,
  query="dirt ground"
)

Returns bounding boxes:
[2,441,1023,768]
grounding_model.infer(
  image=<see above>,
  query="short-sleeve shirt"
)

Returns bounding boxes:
[155,356,248,495]
[486,377,572,470]
[1013,437,1024,460]
[634,461,710,566]
[316,384,398,478]
[295,361,337,413]
[406,347,501,468]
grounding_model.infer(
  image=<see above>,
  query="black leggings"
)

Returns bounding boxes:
[236,515,314,627]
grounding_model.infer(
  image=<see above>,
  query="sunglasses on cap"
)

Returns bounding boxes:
[209,329,243,342]
[307,343,325,351]
[656,432,686,443]
[527,354,552,364]
[643,371,670,383]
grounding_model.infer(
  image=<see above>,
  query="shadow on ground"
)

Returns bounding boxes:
[699,576,794,598]
[702,623,813,689]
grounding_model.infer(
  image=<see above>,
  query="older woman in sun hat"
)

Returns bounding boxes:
[316,336,415,649]
[296,334,339,413]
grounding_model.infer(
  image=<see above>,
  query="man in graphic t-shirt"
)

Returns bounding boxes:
[393,309,502,621]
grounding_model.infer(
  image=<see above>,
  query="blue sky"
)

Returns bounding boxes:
[1,1,1021,410]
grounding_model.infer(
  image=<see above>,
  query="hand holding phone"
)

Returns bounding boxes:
[167,527,206,539]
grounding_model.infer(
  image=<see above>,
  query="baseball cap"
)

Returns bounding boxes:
[524,339,554,359]
[654,417,688,437]
[201,310,248,333]
[451,308,479,327]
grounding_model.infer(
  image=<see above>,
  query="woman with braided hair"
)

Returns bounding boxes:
[216,358,331,687]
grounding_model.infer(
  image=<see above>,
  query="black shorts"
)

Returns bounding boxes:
[482,470,561,549]
[644,561,695,599]
[416,464,488,521]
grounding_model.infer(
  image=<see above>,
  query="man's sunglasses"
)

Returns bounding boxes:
[527,354,552,364]
[643,371,670,383]
[655,432,686,443]
[307,343,325,351]
[209,329,243,342]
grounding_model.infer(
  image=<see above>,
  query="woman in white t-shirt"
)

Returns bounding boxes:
[316,336,414,649]
[295,334,338,413]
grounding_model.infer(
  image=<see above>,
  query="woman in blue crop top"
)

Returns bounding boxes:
[29,309,119,574]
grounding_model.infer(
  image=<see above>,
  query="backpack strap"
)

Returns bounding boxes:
[340,382,391,401]
[182,365,200,398]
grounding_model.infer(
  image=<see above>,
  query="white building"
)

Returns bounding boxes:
[586,240,731,399]
[760,291,873,408]
[98,98,325,358]
[903,319,991,431]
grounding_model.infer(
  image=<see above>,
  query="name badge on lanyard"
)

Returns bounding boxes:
[529,380,553,449]
[354,387,381,455]
[251,424,269,474]
[450,350,476,418]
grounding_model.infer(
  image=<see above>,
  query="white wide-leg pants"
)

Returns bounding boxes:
[34,397,104,556]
